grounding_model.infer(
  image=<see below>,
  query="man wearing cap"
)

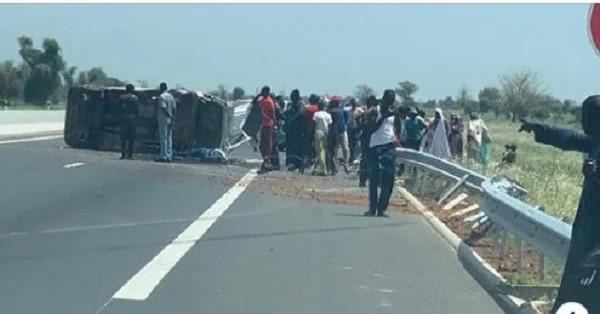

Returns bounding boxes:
[402,107,426,151]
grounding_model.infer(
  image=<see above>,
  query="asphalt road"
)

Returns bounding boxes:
[0,110,507,314]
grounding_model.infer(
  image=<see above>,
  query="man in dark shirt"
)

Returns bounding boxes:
[358,96,379,187]
[119,84,139,160]
[521,95,600,314]
[285,89,306,172]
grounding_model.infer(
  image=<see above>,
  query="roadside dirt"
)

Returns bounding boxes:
[405,176,554,312]
[425,196,542,280]
[248,170,420,215]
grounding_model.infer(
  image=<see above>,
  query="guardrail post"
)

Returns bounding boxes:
[517,239,524,273]
[415,168,425,196]
[497,228,507,268]
[538,206,546,281]
[538,251,545,281]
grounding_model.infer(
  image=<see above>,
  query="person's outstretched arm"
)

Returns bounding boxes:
[520,119,594,153]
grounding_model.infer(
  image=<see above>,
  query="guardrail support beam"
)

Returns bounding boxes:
[437,174,470,205]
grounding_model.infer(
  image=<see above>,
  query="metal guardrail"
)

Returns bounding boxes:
[396,148,487,191]
[396,148,572,265]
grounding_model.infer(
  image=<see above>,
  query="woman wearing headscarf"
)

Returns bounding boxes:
[448,113,464,159]
[467,112,488,163]
[284,89,306,172]
[521,95,600,314]
[421,108,451,159]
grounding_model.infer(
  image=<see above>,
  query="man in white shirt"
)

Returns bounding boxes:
[365,89,398,218]
[312,101,332,176]
[155,82,177,162]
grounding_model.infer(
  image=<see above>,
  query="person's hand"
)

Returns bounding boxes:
[518,118,534,133]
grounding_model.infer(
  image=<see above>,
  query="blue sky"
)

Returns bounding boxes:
[0,4,597,102]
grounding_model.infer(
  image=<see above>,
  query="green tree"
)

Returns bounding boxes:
[529,94,561,120]
[0,60,20,99]
[500,70,544,122]
[422,99,437,109]
[440,96,456,108]
[18,36,66,104]
[354,84,376,106]
[232,87,245,101]
[77,67,126,87]
[62,66,77,90]
[457,86,478,114]
[478,87,502,116]
[77,71,87,86]
[395,81,418,107]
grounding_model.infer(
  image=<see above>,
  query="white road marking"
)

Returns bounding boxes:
[0,135,62,145]
[378,289,397,293]
[63,162,85,169]
[112,170,257,301]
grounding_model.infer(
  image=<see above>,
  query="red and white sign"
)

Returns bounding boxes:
[588,4,600,56]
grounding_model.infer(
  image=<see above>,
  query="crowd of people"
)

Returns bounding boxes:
[250,86,494,217]
[251,86,492,178]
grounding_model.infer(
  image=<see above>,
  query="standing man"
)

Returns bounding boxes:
[258,86,276,174]
[271,95,286,170]
[304,95,320,167]
[119,84,139,160]
[347,98,363,164]
[312,101,332,176]
[327,96,350,173]
[402,107,426,150]
[284,89,306,172]
[365,90,398,218]
[358,96,378,187]
[520,96,600,314]
[448,113,464,158]
[155,82,176,163]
